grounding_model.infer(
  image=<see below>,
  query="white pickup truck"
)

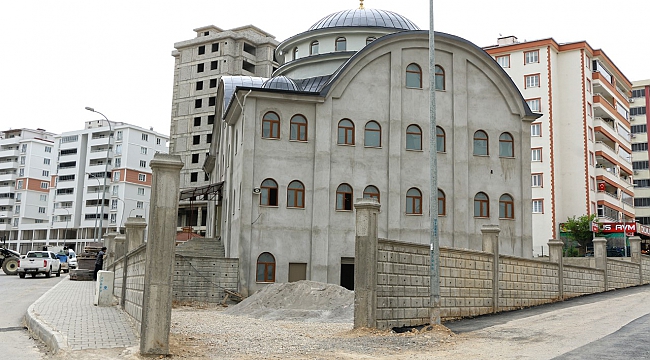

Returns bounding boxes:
[18,251,62,278]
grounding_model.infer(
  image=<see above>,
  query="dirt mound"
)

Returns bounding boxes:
[224,280,354,322]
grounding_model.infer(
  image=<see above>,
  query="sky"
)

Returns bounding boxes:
[1,0,648,136]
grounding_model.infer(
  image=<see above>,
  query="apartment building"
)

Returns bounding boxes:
[631,80,650,230]
[0,122,168,253]
[169,25,279,237]
[485,36,634,256]
[0,128,56,250]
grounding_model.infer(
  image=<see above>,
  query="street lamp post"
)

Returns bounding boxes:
[85,107,113,243]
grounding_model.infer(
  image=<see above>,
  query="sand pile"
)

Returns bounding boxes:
[224,280,354,323]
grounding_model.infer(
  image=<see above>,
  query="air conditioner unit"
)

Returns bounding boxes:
[630,98,635,103]
[632,134,637,138]
[252,187,261,194]
[634,170,639,175]
[630,117,635,121]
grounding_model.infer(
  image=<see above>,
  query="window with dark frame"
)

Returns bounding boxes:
[310,41,319,55]
[438,189,446,215]
[363,185,380,202]
[209,96,216,106]
[193,135,200,145]
[190,172,198,182]
[406,63,422,88]
[262,112,280,139]
[436,126,445,152]
[195,99,202,108]
[499,133,514,157]
[260,179,278,206]
[406,188,422,215]
[335,37,347,51]
[212,43,219,52]
[210,78,217,88]
[206,134,212,143]
[435,65,445,90]
[256,252,275,282]
[208,115,215,124]
[197,63,204,73]
[336,184,353,210]
[198,45,205,55]
[196,81,203,91]
[211,60,218,70]
[287,181,305,208]
[474,192,489,217]
[406,124,422,150]
[194,117,201,126]
[499,194,514,219]
[192,154,199,163]
[364,121,381,147]
[473,130,489,155]
[290,115,308,141]
[337,119,355,145]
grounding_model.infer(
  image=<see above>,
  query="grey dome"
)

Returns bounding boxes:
[262,76,301,91]
[308,8,420,31]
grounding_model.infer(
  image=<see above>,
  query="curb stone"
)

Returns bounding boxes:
[23,277,70,354]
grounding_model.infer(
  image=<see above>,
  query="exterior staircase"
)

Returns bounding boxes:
[175,237,225,258]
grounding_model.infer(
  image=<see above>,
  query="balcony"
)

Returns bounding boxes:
[0,172,16,182]
[0,185,15,193]
[0,161,18,170]
[0,198,14,206]
[86,164,112,174]
[0,223,11,231]
[88,149,110,160]
[0,149,19,158]
[0,210,12,218]
[594,94,629,126]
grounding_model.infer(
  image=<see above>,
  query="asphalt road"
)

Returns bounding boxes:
[0,271,62,359]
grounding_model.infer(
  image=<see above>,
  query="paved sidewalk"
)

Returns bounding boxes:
[25,276,139,353]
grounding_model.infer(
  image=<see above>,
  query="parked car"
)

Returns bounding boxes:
[17,251,61,278]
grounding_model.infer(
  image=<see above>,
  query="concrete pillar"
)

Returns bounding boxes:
[125,217,147,253]
[104,231,118,269]
[114,234,126,261]
[481,225,500,313]
[196,206,202,232]
[140,154,183,355]
[548,239,564,300]
[629,236,642,284]
[593,237,607,290]
[353,198,380,329]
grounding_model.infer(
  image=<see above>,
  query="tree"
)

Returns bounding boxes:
[563,214,598,255]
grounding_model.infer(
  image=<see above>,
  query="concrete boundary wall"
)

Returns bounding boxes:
[173,255,239,303]
[354,200,650,329]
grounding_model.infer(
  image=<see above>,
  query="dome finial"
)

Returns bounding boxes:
[359,0,364,9]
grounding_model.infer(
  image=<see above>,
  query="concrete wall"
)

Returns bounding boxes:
[607,259,641,290]
[124,245,147,328]
[173,255,239,303]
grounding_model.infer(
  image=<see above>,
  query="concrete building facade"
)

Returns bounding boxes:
[631,80,650,229]
[485,37,634,256]
[169,25,279,237]
[206,7,538,295]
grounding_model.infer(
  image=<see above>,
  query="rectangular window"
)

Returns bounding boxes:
[194,117,201,126]
[210,79,217,88]
[590,177,595,191]
[21,144,27,153]
[525,50,539,64]
[589,151,594,166]
[207,134,212,143]
[117,130,123,140]
[141,147,147,154]
[212,43,219,52]
[112,185,119,196]
[115,144,122,155]
[17,180,23,190]
[110,213,117,224]
[197,63,204,73]
[142,133,149,141]
[20,156,25,165]
[190,172,198,182]
[526,98,541,112]
[42,170,49,177]
[632,89,646,98]
[532,199,543,213]
[586,78,592,93]
[496,55,510,68]
[208,115,215,124]
[209,96,216,106]
[196,81,203,91]
[45,146,52,153]
[630,107,647,116]
[532,148,542,162]
[195,99,202,108]
[198,45,205,55]
[632,124,647,134]
[40,194,47,202]
[525,74,540,88]
[193,135,200,145]
[15,205,20,214]
[111,199,118,210]
[588,127,594,142]
[138,174,146,182]
[113,171,120,181]
[210,61,218,70]
[39,207,46,214]
[44,158,50,165]
[19,168,24,177]
[156,138,161,145]
[587,103,592,117]
[137,201,143,209]
[40,182,48,189]
[192,153,199,163]
[140,160,146,168]
[532,173,543,187]
[138,188,145,196]
[114,157,121,167]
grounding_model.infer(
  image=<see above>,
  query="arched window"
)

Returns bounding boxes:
[260,178,278,206]
[256,252,275,282]
[406,63,422,89]
[335,37,347,51]
[290,115,308,141]
[406,188,422,215]
[287,181,305,208]
[366,37,376,45]
[363,185,380,202]
[336,184,353,211]
[310,41,319,55]
[499,194,514,219]
[338,119,355,145]
[436,126,446,152]
[435,65,445,90]
[364,121,381,147]
[499,132,514,157]
[406,124,422,150]
[292,47,298,60]
[262,112,280,139]
[474,192,489,218]
[473,130,489,155]
[438,189,446,216]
